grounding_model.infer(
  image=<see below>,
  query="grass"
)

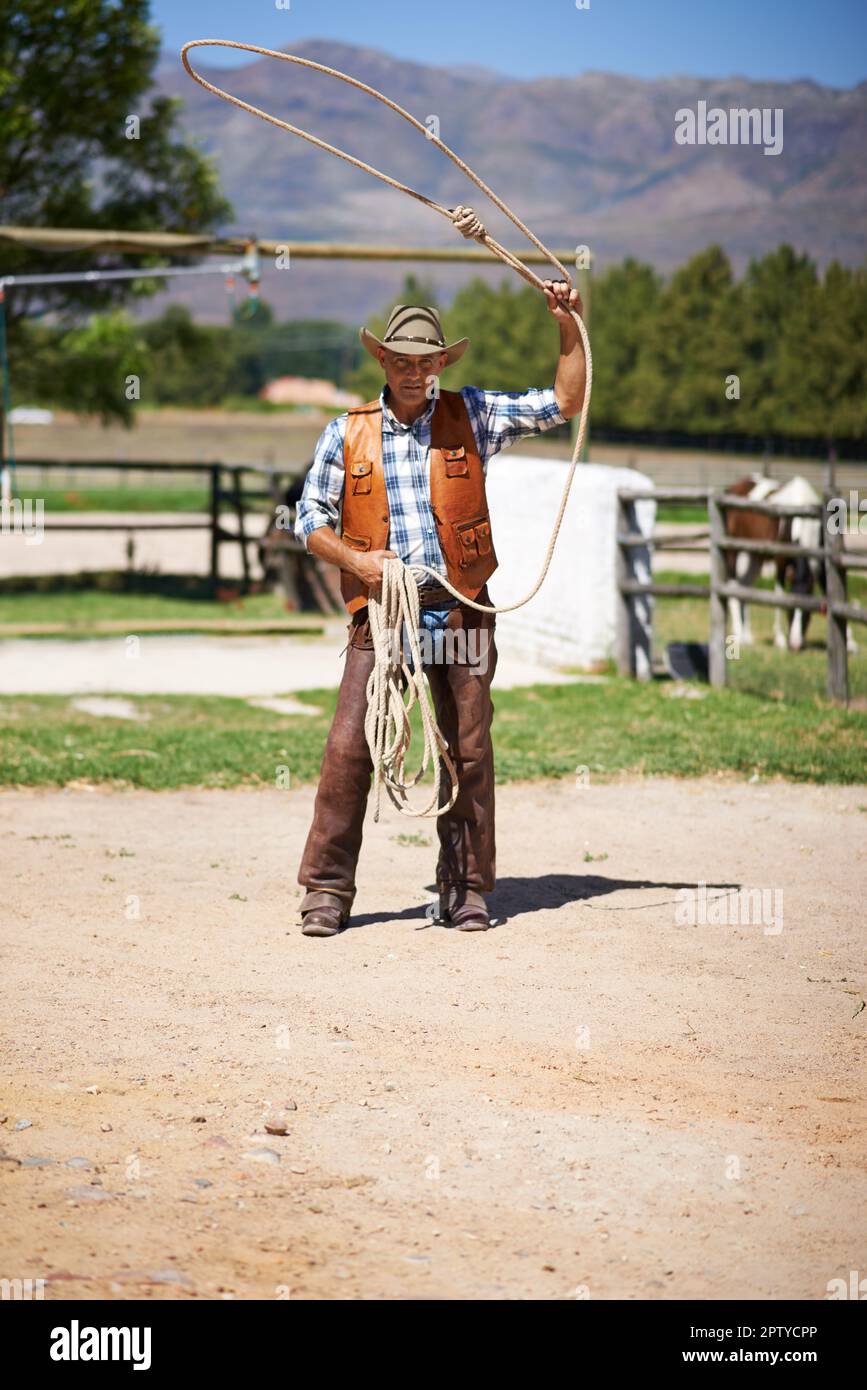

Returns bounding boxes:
[2,677,865,789]
[1,566,865,790]
[0,584,308,632]
[654,504,711,524]
[14,486,213,513]
[654,569,867,705]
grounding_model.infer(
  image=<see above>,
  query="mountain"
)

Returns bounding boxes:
[152,39,867,322]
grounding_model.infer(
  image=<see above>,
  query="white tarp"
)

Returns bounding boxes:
[483,455,655,672]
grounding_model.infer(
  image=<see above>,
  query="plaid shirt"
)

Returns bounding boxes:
[294,383,567,580]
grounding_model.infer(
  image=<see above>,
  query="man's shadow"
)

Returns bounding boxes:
[347,874,742,930]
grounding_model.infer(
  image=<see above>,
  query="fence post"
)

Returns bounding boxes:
[209,464,220,595]
[614,492,634,675]
[708,491,728,687]
[231,467,251,592]
[824,491,848,705]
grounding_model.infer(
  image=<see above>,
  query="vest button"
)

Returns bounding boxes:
[382,515,388,522]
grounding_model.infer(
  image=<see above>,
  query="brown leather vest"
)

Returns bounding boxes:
[339,388,497,614]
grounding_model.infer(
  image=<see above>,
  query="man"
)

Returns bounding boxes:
[294,282,586,936]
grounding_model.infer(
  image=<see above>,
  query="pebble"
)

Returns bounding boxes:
[100,1123,113,1133]
[22,1156,54,1167]
[67,1185,115,1202]
[289,1164,307,1175]
[243,1148,280,1165]
[193,1178,213,1189]
[14,1120,32,1131]
[264,1117,291,1136]
[83,1086,100,1095]
[65,1157,93,1170]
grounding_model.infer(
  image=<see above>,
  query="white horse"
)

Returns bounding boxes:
[724,475,857,653]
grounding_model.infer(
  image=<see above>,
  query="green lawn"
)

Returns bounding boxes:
[1,568,865,789]
[654,570,867,705]
[2,678,864,790]
[0,585,303,631]
[14,486,213,512]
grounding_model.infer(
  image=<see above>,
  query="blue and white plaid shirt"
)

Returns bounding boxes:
[294,383,567,579]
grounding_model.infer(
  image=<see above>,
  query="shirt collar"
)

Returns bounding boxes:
[380,384,436,434]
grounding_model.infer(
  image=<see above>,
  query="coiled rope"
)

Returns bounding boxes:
[181,40,592,818]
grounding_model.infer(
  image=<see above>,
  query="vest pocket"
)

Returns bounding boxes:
[443,445,469,478]
[455,515,493,567]
[342,530,371,552]
[350,459,373,494]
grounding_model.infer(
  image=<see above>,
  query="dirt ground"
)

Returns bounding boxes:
[2,777,865,1302]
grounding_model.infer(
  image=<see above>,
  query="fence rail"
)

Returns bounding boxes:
[617,485,866,703]
[1,457,327,602]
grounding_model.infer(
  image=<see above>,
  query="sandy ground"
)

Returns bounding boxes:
[1,777,865,1302]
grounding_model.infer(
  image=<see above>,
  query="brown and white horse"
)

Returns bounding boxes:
[723,474,856,652]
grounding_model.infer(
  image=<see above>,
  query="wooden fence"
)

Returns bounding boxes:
[4,457,332,604]
[616,484,867,702]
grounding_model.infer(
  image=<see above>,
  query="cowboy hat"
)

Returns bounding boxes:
[360,304,469,366]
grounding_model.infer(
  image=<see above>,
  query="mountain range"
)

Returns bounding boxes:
[152,39,867,323]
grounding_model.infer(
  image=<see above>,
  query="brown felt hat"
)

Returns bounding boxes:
[360,304,469,366]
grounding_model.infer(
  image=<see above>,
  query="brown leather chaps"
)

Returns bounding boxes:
[298,591,497,915]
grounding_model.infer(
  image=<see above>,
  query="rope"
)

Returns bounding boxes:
[180,39,593,817]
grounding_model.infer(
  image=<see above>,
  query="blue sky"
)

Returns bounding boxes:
[155,0,867,87]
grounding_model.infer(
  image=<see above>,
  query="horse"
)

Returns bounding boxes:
[722,474,856,652]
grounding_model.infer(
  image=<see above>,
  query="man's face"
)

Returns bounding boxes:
[377,346,448,403]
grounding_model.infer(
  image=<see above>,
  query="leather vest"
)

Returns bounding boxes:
[339,388,497,615]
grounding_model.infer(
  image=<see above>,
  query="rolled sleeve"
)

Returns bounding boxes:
[294,416,346,549]
[460,384,567,466]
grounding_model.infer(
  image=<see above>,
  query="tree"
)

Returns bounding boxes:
[590,258,660,428]
[0,0,233,422]
[630,245,739,432]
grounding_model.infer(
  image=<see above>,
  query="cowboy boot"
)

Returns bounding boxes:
[300,889,348,938]
[297,620,376,935]
[438,882,491,931]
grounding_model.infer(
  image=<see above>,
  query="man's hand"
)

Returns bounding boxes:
[543,279,583,327]
[349,548,397,587]
[306,526,397,585]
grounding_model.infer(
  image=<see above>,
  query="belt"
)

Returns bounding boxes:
[416,583,457,608]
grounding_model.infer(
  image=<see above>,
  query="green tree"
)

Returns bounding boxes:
[590,258,660,428]
[732,245,819,438]
[141,305,234,407]
[0,0,233,422]
[17,310,151,425]
[630,245,739,432]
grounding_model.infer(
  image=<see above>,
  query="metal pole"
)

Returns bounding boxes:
[572,258,592,463]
